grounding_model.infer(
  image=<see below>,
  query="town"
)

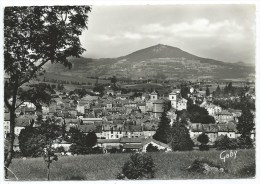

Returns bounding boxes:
[4,76,256,155]
[3,5,257,181]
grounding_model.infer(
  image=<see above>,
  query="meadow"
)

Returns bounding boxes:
[8,149,255,181]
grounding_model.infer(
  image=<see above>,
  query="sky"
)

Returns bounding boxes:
[80,4,256,64]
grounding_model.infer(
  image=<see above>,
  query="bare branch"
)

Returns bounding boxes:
[15,101,25,110]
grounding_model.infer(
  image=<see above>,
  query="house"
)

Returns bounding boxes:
[176,98,187,111]
[4,113,10,135]
[80,117,103,125]
[120,137,143,152]
[217,124,236,139]
[153,99,164,118]
[150,91,158,101]
[96,139,121,153]
[200,102,222,116]
[14,118,33,136]
[141,138,172,152]
[189,123,203,140]
[101,124,125,139]
[23,107,35,115]
[52,140,72,152]
[216,110,234,123]
[202,124,218,144]
[137,103,146,113]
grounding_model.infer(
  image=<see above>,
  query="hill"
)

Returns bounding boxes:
[45,44,255,81]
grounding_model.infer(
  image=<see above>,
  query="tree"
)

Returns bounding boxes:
[18,118,62,180]
[200,115,215,124]
[40,119,62,180]
[197,133,209,151]
[146,143,159,152]
[215,85,221,97]
[85,131,98,148]
[68,128,95,155]
[206,87,210,96]
[119,153,156,179]
[4,6,91,178]
[187,104,209,123]
[18,84,52,112]
[18,127,45,157]
[153,111,172,144]
[180,85,190,98]
[237,106,254,148]
[111,75,117,84]
[171,120,194,151]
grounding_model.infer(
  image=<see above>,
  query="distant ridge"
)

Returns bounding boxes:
[45,44,254,80]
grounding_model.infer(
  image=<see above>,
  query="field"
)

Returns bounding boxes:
[8,149,255,181]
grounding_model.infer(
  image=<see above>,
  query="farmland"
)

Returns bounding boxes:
[8,149,255,181]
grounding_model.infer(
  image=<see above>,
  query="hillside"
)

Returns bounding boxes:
[45,44,255,81]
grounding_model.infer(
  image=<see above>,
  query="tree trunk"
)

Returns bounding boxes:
[4,108,16,179]
[47,162,50,180]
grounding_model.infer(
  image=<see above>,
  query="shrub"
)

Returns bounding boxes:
[236,162,255,178]
[55,146,65,153]
[215,135,238,150]
[237,136,254,149]
[92,146,103,154]
[119,153,156,179]
[65,175,86,180]
[187,157,227,174]
[199,144,209,151]
[146,143,159,152]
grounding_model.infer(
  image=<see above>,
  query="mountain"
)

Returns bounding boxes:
[45,44,254,81]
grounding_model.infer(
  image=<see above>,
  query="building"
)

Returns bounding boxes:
[14,118,33,136]
[150,91,158,101]
[153,99,164,118]
[141,138,172,152]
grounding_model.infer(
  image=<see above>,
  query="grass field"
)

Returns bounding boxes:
[8,149,255,181]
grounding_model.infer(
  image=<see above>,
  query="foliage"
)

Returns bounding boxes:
[55,146,65,153]
[120,153,156,179]
[180,85,190,98]
[4,6,91,177]
[68,128,97,154]
[215,135,238,150]
[69,144,92,155]
[206,87,210,96]
[236,162,255,178]
[171,120,194,151]
[237,136,254,149]
[93,85,105,95]
[18,84,52,112]
[186,104,215,124]
[163,100,172,112]
[18,118,61,180]
[197,133,209,145]
[146,143,159,152]
[237,107,254,137]
[111,75,117,84]
[85,132,98,147]
[187,157,226,174]
[18,127,45,157]
[153,111,172,144]
[199,144,209,151]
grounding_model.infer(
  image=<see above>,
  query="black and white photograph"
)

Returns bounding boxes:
[1,0,259,182]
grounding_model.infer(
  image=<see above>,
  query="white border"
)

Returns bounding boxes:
[0,0,259,184]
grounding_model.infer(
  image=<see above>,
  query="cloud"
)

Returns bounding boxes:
[141,19,244,39]
[81,5,255,63]
[123,32,142,40]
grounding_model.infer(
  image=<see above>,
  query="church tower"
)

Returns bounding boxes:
[150,91,158,101]
[169,91,178,109]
